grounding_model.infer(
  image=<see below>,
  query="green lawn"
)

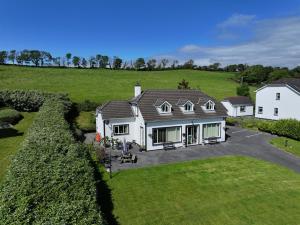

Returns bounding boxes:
[0,65,255,103]
[105,156,300,225]
[270,137,300,158]
[0,112,36,182]
[75,111,96,132]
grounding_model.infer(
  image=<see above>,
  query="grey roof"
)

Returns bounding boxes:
[98,101,134,119]
[223,96,253,105]
[271,78,300,92]
[153,98,168,107]
[134,89,227,122]
[176,98,192,106]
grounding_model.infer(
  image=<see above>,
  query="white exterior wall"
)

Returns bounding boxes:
[96,106,145,144]
[221,101,253,117]
[255,86,300,120]
[146,118,226,151]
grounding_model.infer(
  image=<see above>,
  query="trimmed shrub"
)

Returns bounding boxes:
[0,89,70,111]
[76,100,100,112]
[0,96,104,224]
[258,119,300,141]
[0,108,22,124]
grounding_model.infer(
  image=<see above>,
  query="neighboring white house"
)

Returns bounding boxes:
[221,96,254,117]
[96,83,228,151]
[255,78,300,120]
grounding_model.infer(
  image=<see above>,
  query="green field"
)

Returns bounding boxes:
[0,112,36,182]
[0,65,255,103]
[270,137,300,158]
[105,156,300,225]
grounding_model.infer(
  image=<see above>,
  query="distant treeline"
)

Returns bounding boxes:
[0,49,299,84]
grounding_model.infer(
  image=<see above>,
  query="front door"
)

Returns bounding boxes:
[186,125,198,145]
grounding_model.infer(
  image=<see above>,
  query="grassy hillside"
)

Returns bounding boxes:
[106,156,300,225]
[0,65,254,103]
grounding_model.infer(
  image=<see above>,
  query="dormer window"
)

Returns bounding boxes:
[184,102,194,112]
[205,100,215,111]
[161,103,171,113]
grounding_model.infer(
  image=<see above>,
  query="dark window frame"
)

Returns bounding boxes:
[276,93,280,100]
[258,106,263,114]
[240,106,246,112]
[274,108,279,116]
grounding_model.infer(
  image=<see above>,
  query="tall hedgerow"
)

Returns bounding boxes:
[0,92,104,224]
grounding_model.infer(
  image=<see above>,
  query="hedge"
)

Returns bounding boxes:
[0,92,104,224]
[0,89,70,111]
[0,108,22,124]
[258,119,300,141]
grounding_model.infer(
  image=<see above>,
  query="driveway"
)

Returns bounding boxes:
[102,126,300,173]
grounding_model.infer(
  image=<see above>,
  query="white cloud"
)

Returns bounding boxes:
[156,15,300,68]
[217,14,256,28]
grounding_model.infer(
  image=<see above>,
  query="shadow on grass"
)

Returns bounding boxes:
[89,154,119,225]
[0,128,24,138]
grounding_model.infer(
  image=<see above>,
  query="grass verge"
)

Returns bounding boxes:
[270,137,300,158]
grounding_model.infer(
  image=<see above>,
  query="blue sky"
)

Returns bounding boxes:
[1,0,300,67]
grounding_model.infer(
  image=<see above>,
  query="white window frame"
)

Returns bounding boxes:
[276,93,280,100]
[258,106,263,114]
[113,124,129,135]
[240,106,246,112]
[160,102,172,114]
[205,100,215,111]
[184,102,193,112]
[274,108,278,116]
[152,126,182,145]
[203,123,221,139]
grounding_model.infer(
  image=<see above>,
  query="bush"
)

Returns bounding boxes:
[76,111,96,132]
[0,108,22,124]
[236,84,250,97]
[0,89,70,111]
[258,119,300,141]
[0,95,104,224]
[76,100,100,112]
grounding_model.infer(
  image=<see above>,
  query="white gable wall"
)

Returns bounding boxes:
[221,101,253,117]
[255,86,300,120]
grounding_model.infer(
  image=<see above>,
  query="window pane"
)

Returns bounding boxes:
[114,126,118,134]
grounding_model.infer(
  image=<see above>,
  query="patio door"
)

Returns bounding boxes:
[186,125,198,146]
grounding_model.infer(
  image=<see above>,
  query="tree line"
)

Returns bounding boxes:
[0,49,299,83]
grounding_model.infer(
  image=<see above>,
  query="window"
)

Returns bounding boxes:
[184,103,193,112]
[276,93,280,100]
[240,106,246,112]
[161,103,171,113]
[258,107,263,114]
[205,100,215,111]
[153,127,181,144]
[274,108,278,116]
[203,123,220,139]
[113,124,129,135]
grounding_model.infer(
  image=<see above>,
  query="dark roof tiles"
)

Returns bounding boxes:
[223,96,253,105]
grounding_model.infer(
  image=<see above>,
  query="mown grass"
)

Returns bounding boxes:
[104,156,300,225]
[75,111,96,132]
[0,112,36,181]
[0,65,255,103]
[270,137,300,158]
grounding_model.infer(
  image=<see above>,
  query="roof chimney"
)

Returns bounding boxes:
[134,82,141,97]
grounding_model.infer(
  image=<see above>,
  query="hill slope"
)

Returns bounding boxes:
[0,66,247,103]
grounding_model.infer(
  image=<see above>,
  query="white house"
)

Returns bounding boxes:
[221,96,254,117]
[255,78,300,120]
[96,83,227,151]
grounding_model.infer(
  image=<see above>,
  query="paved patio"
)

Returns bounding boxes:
[87,126,300,173]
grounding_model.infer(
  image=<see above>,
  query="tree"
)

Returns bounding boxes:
[89,56,96,68]
[0,51,7,64]
[40,51,52,66]
[225,64,238,72]
[53,57,61,67]
[177,79,191,89]
[269,69,290,81]
[209,62,221,70]
[99,55,109,68]
[171,60,179,69]
[237,64,246,72]
[113,57,122,69]
[146,59,156,70]
[242,65,270,84]
[29,50,41,66]
[72,56,80,67]
[81,58,87,68]
[134,58,145,70]
[161,58,169,69]
[66,53,72,67]
[237,84,250,97]
[95,54,102,68]
[183,59,194,69]
[8,50,16,64]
